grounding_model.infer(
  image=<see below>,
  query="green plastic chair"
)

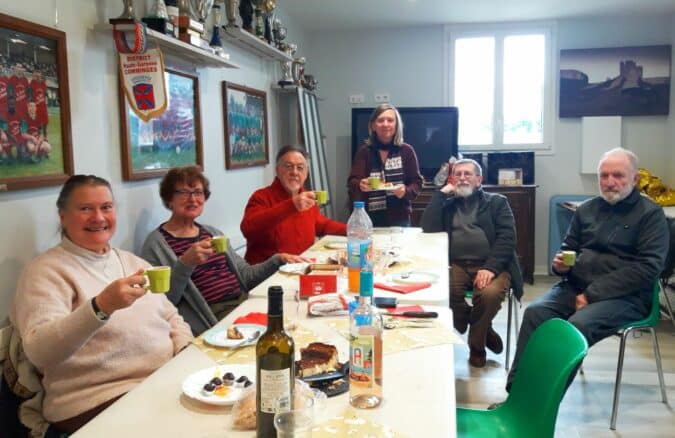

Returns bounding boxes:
[456,318,588,438]
[464,288,519,370]
[609,281,668,430]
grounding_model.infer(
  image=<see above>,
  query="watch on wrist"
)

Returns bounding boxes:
[91,297,109,321]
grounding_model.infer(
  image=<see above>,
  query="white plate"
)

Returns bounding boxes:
[391,271,439,285]
[323,240,347,250]
[203,323,266,348]
[182,364,256,406]
[383,184,404,191]
[279,263,310,275]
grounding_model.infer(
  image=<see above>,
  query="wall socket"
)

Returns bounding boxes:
[374,92,390,103]
[349,94,365,104]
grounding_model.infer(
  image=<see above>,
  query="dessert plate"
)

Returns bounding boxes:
[323,240,347,250]
[298,362,349,383]
[203,323,265,348]
[182,364,255,406]
[279,263,310,275]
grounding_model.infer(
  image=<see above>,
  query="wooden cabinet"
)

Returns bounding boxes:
[412,184,537,284]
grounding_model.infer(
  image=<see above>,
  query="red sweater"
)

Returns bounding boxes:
[241,178,347,264]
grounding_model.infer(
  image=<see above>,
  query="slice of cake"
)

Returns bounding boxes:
[297,342,339,377]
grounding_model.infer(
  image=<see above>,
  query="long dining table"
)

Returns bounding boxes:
[73,230,457,437]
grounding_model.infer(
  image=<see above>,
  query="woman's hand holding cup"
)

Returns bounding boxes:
[179,239,214,266]
[95,269,151,315]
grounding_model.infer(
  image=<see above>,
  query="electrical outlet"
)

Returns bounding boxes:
[349,94,365,104]
[374,93,390,103]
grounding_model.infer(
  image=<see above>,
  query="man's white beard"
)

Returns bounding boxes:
[456,185,474,198]
[600,186,632,205]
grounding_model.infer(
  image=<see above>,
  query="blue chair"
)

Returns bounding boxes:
[456,318,588,438]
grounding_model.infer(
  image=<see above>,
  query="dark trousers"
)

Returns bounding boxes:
[506,280,648,390]
[450,262,509,351]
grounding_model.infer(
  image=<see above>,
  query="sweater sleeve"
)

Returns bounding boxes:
[240,188,299,237]
[347,146,370,203]
[12,257,106,369]
[483,196,517,275]
[401,145,424,201]
[158,297,193,354]
[140,229,195,307]
[421,190,448,233]
[229,248,282,290]
[315,207,347,236]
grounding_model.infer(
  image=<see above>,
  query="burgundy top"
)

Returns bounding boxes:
[160,225,241,303]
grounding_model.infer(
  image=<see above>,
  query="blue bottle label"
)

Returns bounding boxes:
[347,240,372,269]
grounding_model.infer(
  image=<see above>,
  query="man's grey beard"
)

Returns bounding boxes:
[456,185,474,198]
[600,187,631,205]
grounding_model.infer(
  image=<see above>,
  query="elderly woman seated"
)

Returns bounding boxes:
[141,166,305,335]
[10,175,193,435]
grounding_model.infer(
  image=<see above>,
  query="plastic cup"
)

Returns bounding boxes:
[211,235,227,253]
[562,250,576,267]
[368,176,381,190]
[145,266,171,293]
[274,393,314,438]
[315,190,328,205]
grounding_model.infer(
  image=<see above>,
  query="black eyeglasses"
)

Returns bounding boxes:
[174,189,205,199]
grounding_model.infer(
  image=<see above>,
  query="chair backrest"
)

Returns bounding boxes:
[501,319,588,437]
[635,281,662,328]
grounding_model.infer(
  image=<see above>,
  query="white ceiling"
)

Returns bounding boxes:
[280,0,675,32]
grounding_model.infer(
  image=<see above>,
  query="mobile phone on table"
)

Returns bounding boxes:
[374,297,398,308]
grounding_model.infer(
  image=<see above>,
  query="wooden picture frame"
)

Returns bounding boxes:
[0,13,73,191]
[222,81,269,169]
[119,67,203,180]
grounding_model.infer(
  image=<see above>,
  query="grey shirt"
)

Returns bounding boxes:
[450,195,491,262]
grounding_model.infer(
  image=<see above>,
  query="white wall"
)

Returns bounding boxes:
[305,14,675,276]
[0,0,308,325]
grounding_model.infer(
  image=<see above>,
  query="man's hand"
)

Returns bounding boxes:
[575,292,589,310]
[473,269,495,290]
[392,184,406,199]
[359,178,371,192]
[95,269,149,315]
[552,252,571,274]
[440,177,456,195]
[278,253,312,263]
[179,239,215,267]
[292,191,316,211]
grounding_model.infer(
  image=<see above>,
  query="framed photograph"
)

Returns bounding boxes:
[560,45,671,117]
[222,81,269,169]
[498,168,523,185]
[119,67,203,181]
[0,13,73,191]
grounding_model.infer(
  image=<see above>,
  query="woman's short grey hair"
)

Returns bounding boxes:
[365,104,404,146]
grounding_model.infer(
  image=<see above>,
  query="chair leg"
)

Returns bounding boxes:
[506,291,513,371]
[660,280,675,334]
[649,327,668,404]
[610,328,631,430]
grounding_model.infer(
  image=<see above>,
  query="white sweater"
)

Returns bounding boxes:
[10,238,193,422]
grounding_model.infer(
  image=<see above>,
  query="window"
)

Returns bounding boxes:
[446,23,555,151]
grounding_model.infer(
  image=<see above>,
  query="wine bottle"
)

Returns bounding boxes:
[256,286,295,437]
[349,268,383,408]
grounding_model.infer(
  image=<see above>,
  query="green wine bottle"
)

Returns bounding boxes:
[256,286,295,437]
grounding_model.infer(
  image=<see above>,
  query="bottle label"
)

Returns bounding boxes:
[350,335,375,389]
[259,368,292,414]
[347,240,372,269]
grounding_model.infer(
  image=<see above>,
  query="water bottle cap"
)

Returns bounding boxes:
[353,201,364,208]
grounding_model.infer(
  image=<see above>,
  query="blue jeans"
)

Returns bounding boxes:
[506,280,648,390]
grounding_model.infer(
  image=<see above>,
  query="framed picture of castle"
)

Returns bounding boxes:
[559,45,671,117]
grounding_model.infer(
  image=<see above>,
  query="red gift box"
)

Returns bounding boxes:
[299,272,337,298]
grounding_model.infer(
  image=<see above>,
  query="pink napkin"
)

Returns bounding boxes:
[374,282,432,294]
[233,312,268,326]
[387,305,424,315]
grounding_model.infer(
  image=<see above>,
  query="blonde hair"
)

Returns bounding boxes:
[365,104,404,146]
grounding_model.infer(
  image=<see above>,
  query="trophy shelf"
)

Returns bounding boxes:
[222,26,292,62]
[94,24,239,69]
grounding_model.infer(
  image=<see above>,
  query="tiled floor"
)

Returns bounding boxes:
[454,276,675,437]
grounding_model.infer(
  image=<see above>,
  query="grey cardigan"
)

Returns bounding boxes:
[140,224,283,335]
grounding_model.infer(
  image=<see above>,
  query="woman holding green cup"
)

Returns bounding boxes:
[10,175,192,435]
[141,166,305,335]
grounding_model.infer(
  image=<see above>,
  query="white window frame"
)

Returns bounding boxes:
[444,21,557,153]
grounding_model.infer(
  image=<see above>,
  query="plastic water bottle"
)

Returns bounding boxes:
[347,201,373,293]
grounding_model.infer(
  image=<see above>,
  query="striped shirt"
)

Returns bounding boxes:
[160,225,241,303]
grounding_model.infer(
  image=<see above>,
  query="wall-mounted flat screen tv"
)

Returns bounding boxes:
[351,107,459,181]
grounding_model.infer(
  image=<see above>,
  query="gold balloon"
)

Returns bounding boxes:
[638,168,675,206]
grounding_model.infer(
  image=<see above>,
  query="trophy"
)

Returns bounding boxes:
[224,0,240,28]
[209,2,223,51]
[116,0,135,20]
[176,0,213,47]
[278,43,296,87]
[272,18,287,48]
[292,56,306,86]
[239,0,253,33]
[189,0,215,22]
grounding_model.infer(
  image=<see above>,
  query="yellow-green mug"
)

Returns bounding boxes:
[368,176,381,190]
[211,235,228,253]
[315,190,328,205]
[145,266,171,293]
[561,250,576,267]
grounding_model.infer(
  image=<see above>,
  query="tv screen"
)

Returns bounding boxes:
[351,107,459,181]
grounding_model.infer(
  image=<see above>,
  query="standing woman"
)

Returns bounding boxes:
[10,175,192,434]
[347,104,423,227]
[141,166,304,336]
